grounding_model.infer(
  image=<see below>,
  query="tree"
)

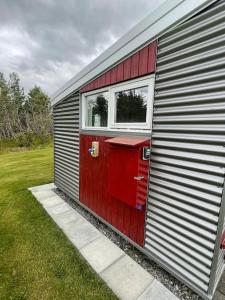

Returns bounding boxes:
[24,86,52,137]
[92,95,108,127]
[25,85,50,115]
[0,72,52,143]
[0,72,15,138]
[7,72,25,133]
[116,90,146,123]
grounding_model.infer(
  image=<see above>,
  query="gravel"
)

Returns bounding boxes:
[55,188,202,300]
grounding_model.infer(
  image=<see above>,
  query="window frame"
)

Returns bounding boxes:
[81,87,109,130]
[109,76,154,130]
[81,74,154,132]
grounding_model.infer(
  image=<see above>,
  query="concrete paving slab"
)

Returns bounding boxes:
[137,280,179,300]
[67,218,102,250]
[46,202,71,216]
[81,235,124,273]
[31,189,56,202]
[101,254,154,300]
[39,196,63,208]
[29,183,55,192]
[61,219,80,236]
[54,210,80,228]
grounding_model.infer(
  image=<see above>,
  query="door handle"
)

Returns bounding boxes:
[134,176,144,181]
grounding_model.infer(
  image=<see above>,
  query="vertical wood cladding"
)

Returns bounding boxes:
[80,41,157,93]
[79,134,148,246]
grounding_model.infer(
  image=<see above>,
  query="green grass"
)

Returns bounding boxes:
[0,136,53,155]
[0,147,117,300]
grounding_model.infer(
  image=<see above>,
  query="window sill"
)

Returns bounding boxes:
[80,128,151,137]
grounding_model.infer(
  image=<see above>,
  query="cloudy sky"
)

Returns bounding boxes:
[0,0,166,96]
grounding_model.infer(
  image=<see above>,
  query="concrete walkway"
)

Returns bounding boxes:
[29,183,178,300]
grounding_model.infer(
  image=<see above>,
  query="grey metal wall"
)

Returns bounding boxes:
[53,93,80,200]
[145,0,225,298]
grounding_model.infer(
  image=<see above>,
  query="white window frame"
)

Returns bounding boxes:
[81,87,109,130]
[81,74,154,132]
[109,76,154,130]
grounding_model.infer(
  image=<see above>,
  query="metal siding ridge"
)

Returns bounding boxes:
[149,183,220,214]
[146,212,214,251]
[159,0,225,43]
[152,140,225,156]
[150,154,225,175]
[152,132,225,144]
[150,169,222,195]
[150,162,223,185]
[156,57,225,80]
[147,206,216,242]
[149,198,217,232]
[158,21,225,55]
[156,68,225,89]
[146,227,211,275]
[149,190,218,223]
[147,221,213,261]
[158,35,225,65]
[153,124,225,133]
[145,238,209,291]
[155,79,225,97]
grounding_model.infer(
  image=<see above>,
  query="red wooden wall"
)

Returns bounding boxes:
[79,134,149,246]
[80,40,157,93]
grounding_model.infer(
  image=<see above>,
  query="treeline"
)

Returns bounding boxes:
[0,72,52,147]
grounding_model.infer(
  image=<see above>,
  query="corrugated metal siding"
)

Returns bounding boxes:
[145,0,225,295]
[53,93,80,200]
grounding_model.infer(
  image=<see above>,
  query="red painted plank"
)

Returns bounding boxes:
[123,57,131,81]
[105,71,111,86]
[95,77,100,89]
[117,63,124,82]
[110,66,117,85]
[98,75,103,88]
[130,52,139,78]
[123,206,131,238]
[139,46,149,76]
[129,209,139,241]
[91,80,97,91]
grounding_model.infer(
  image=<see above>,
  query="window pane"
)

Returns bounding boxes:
[85,92,108,127]
[115,86,148,123]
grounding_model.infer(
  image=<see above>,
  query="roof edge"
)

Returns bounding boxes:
[51,0,215,106]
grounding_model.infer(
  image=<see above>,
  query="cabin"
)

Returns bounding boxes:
[51,0,225,299]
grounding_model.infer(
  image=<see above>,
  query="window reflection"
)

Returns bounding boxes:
[115,86,147,123]
[85,93,108,127]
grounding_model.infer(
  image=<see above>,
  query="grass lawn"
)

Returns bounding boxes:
[0,147,117,300]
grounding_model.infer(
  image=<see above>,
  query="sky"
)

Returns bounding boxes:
[0,0,166,96]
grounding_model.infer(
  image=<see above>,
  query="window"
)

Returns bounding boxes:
[83,91,108,128]
[115,87,147,123]
[82,75,154,131]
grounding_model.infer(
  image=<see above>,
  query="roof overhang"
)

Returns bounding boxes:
[51,0,216,107]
